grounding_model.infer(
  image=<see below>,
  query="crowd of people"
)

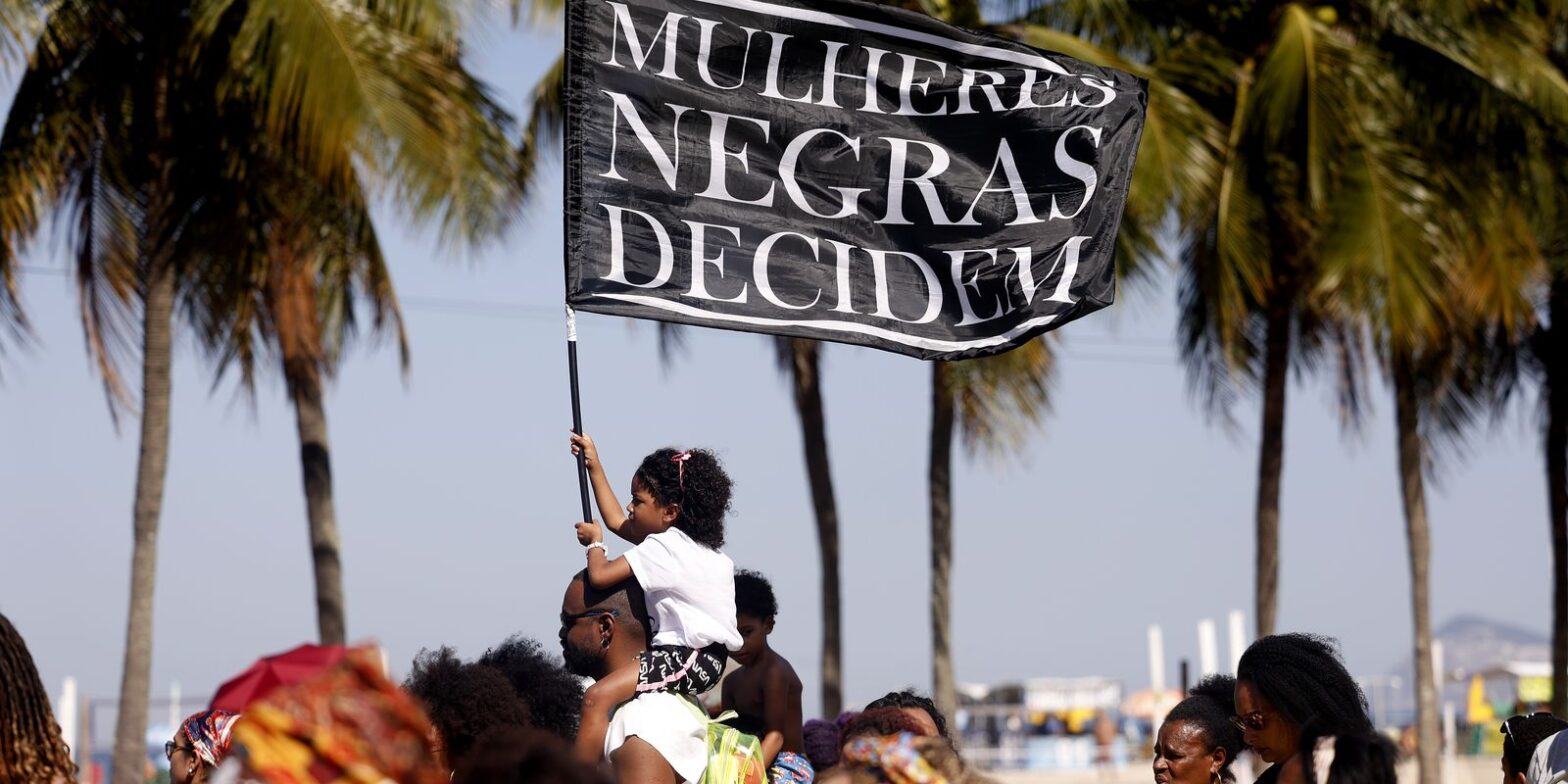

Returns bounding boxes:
[3,439,1568,784]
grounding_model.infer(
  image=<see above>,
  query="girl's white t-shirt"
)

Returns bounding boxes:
[623,528,742,651]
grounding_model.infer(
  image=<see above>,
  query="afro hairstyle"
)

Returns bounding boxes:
[1237,634,1372,736]
[404,647,529,769]
[477,635,586,742]
[735,570,778,621]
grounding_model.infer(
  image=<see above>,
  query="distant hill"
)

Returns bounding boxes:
[1371,615,1549,718]
[1424,614,1549,677]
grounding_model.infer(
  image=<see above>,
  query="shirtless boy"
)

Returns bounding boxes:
[721,570,810,783]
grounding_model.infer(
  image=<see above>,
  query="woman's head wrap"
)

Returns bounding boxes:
[840,733,949,784]
[181,709,240,768]
[230,647,445,783]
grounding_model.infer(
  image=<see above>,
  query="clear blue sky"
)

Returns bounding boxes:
[0,10,1548,726]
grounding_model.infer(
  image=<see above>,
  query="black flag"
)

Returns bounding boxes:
[563,0,1146,360]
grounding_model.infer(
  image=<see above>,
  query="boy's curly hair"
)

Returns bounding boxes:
[735,570,777,620]
[636,448,731,549]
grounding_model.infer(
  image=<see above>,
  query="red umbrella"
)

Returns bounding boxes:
[210,643,348,712]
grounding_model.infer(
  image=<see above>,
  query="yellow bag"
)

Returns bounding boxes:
[679,699,766,784]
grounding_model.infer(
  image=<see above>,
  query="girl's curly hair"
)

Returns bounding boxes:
[636,448,731,549]
[1,612,77,784]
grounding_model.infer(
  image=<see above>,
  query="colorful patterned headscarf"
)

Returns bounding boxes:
[230,647,446,784]
[182,709,241,768]
[840,733,949,784]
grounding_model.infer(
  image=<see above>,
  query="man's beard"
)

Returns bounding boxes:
[560,639,605,679]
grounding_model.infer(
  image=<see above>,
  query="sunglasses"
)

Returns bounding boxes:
[1501,713,1553,744]
[559,608,619,627]
[164,740,195,761]
[1230,711,1270,733]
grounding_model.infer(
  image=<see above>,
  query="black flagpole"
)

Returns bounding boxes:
[567,306,593,523]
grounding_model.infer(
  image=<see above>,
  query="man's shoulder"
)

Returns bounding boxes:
[614,690,705,724]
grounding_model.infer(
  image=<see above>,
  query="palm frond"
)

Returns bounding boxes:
[196,0,523,246]
[0,3,141,406]
[945,336,1055,456]
[518,53,564,201]
[0,0,42,70]
[1312,102,1448,361]
[1178,57,1270,420]
[512,0,564,28]
[376,59,522,246]
[1250,5,1369,210]
[1383,6,1568,131]
[1012,0,1158,57]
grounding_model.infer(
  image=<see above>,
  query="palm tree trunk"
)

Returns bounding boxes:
[1393,355,1441,784]
[112,53,177,784]
[787,338,843,716]
[110,257,174,784]
[1254,285,1291,639]
[1546,276,1568,718]
[287,355,346,645]
[929,361,957,728]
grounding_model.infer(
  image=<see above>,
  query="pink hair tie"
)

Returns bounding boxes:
[671,451,692,491]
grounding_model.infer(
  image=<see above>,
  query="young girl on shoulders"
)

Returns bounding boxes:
[568,432,742,764]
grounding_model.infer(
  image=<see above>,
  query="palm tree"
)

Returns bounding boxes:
[182,0,520,648]
[0,1,517,779]
[774,337,847,717]
[914,1,1213,724]
[0,6,215,780]
[1016,4,1565,778]
[1490,4,1568,716]
[1016,1,1350,642]
[1025,0,1560,656]
[927,339,1057,722]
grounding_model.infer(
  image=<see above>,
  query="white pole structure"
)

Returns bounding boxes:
[1198,619,1219,677]
[1148,625,1167,692]
[1227,611,1247,673]
[57,678,78,765]
[1432,640,1446,689]
[170,681,182,730]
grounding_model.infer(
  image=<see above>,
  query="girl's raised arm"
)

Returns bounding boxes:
[570,432,631,538]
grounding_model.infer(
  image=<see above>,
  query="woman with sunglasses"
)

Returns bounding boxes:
[166,709,239,784]
[1235,634,1373,784]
